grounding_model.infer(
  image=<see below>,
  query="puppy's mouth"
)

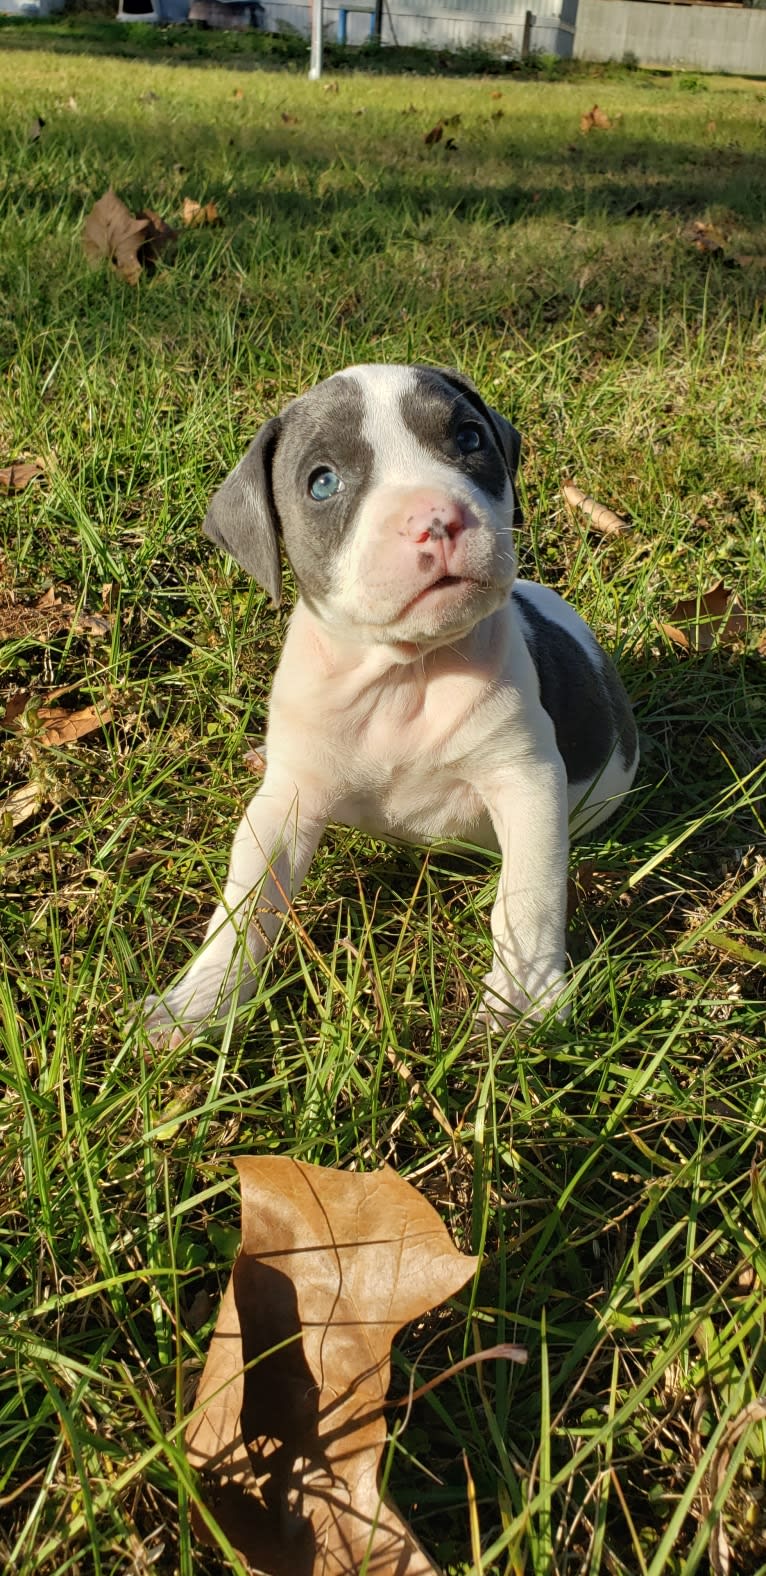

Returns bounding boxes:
[403,574,476,614]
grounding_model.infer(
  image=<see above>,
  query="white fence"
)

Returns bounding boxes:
[573,0,766,75]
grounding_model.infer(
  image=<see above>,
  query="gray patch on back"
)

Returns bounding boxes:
[272,374,374,601]
[513,586,637,783]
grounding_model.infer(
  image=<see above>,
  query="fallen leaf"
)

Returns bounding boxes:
[82,190,150,286]
[181,196,221,228]
[686,218,727,257]
[659,581,748,652]
[424,122,444,146]
[136,206,177,267]
[0,459,44,493]
[187,1158,482,1575]
[3,691,112,745]
[580,104,612,133]
[243,744,267,774]
[0,779,45,833]
[28,115,45,142]
[281,111,299,126]
[562,482,631,537]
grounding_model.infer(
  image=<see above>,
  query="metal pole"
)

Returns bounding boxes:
[374,0,383,40]
[308,0,323,79]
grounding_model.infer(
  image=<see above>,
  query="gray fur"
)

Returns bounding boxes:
[272,374,373,604]
[203,375,374,607]
[203,417,283,605]
[513,585,638,784]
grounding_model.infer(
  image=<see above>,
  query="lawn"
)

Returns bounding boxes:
[1,25,766,1574]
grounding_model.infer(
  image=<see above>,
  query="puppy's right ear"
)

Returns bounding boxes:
[203,417,282,606]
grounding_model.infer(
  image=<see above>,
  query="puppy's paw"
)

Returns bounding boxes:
[142,989,205,1050]
[140,962,239,1048]
[477,963,570,1034]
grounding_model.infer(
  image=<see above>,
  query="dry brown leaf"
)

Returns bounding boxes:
[82,190,150,285]
[3,691,112,746]
[0,459,44,493]
[187,1158,481,1575]
[424,121,444,146]
[562,482,631,537]
[181,196,222,228]
[242,744,267,774]
[136,206,178,266]
[659,581,748,653]
[0,780,45,832]
[580,104,612,133]
[686,217,727,256]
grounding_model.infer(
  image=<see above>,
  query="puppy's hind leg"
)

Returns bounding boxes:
[142,779,326,1047]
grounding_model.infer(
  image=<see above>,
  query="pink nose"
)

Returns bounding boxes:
[405,498,466,544]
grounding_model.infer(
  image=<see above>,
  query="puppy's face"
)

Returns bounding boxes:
[204,364,522,649]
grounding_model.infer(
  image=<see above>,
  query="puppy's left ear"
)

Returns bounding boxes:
[203,417,283,606]
[435,366,524,526]
[484,407,524,527]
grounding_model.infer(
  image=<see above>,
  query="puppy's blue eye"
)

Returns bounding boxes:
[456,422,483,455]
[308,468,342,501]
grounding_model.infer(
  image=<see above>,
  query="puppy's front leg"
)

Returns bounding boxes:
[143,775,326,1046]
[477,754,570,1029]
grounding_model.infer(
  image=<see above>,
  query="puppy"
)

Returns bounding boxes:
[144,364,638,1045]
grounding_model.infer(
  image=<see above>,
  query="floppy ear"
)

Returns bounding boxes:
[203,416,283,606]
[434,366,524,526]
[483,407,524,527]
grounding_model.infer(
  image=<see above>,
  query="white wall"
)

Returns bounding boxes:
[574,0,766,75]
[262,0,576,57]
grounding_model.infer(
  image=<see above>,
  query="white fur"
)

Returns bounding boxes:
[143,368,638,1045]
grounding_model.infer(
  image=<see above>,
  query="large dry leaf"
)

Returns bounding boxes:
[3,691,112,745]
[562,482,631,537]
[0,459,44,493]
[188,1158,480,1575]
[82,191,175,284]
[82,190,149,285]
[659,581,748,652]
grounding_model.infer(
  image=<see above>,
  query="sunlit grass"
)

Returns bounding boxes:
[1,34,766,1574]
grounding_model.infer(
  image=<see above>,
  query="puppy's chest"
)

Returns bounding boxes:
[331,669,505,840]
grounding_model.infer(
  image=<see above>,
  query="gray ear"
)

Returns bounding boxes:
[484,407,524,527]
[203,416,283,606]
[433,366,524,525]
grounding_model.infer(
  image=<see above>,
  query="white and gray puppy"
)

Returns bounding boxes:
[145,364,638,1046]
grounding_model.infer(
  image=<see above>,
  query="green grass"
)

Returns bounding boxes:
[1,28,766,1574]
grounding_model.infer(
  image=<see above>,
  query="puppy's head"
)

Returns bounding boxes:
[204,364,522,648]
